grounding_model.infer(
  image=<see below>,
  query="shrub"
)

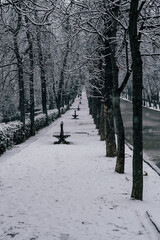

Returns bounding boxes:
[0,105,69,155]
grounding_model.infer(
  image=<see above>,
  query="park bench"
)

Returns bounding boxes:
[72,110,79,119]
[53,121,70,144]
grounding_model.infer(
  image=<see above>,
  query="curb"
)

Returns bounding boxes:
[125,141,160,177]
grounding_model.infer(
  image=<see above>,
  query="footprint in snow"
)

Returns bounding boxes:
[60,233,70,240]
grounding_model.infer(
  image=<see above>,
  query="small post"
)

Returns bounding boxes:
[77,105,80,111]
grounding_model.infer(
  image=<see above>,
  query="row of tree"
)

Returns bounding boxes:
[0,0,160,200]
[0,0,82,134]
[69,0,159,200]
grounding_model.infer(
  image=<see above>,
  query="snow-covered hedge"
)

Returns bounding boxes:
[0,121,24,155]
[0,106,69,155]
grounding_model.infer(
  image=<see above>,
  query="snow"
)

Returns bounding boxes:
[0,92,160,240]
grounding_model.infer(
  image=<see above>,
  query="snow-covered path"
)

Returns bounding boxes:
[0,92,160,240]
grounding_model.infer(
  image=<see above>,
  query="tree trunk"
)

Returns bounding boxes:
[100,102,106,141]
[88,97,93,115]
[13,35,25,130]
[95,99,101,131]
[36,27,48,126]
[110,2,125,173]
[57,44,70,116]
[104,100,117,157]
[92,97,97,124]
[104,39,117,157]
[129,0,143,200]
[25,17,35,136]
[147,94,151,107]
[113,91,125,173]
[56,97,61,117]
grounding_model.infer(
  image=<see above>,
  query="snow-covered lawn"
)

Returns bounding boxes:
[0,92,160,240]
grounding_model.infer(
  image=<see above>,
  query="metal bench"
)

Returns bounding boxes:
[53,121,70,144]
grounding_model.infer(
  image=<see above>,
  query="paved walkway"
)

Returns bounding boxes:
[0,92,160,240]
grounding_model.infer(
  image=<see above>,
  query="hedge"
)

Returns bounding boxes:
[0,106,69,155]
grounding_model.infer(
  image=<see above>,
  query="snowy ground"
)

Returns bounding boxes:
[0,92,160,240]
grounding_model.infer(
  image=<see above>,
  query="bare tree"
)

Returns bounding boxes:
[129,0,143,200]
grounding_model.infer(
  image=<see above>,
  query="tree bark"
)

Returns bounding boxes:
[129,0,143,200]
[57,43,70,117]
[100,102,106,141]
[104,38,117,157]
[25,17,35,136]
[112,57,125,173]
[110,1,125,173]
[36,27,48,126]
[95,98,101,131]
[113,91,125,173]
[13,35,25,130]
